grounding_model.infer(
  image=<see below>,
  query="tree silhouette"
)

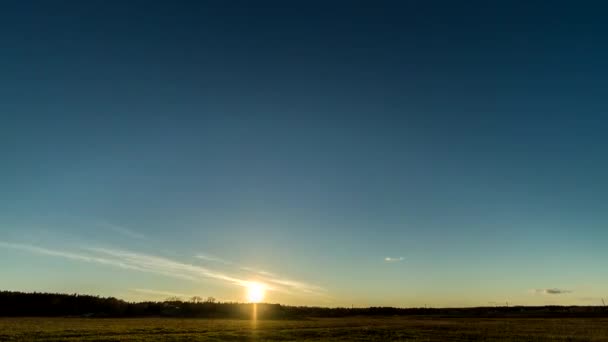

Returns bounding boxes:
[1,291,607,318]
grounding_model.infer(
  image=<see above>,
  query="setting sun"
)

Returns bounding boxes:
[246,282,266,303]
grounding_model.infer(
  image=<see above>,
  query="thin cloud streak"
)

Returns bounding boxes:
[240,266,278,278]
[258,276,326,295]
[109,249,326,295]
[100,222,146,240]
[0,241,325,297]
[89,247,250,287]
[193,253,326,295]
[195,254,233,265]
[195,254,325,295]
[0,242,144,272]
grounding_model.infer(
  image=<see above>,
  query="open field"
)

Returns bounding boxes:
[1,317,608,341]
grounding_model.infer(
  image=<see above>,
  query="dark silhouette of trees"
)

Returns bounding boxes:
[1,291,607,318]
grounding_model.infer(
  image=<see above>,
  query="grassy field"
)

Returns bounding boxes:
[1,316,608,341]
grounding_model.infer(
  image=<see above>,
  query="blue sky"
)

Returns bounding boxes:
[1,1,607,307]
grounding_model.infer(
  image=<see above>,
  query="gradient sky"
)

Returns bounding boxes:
[1,1,607,307]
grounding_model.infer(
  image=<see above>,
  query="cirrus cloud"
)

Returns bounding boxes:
[0,241,326,298]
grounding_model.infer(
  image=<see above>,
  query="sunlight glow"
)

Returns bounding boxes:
[246,282,266,303]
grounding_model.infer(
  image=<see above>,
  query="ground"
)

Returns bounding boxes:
[1,317,608,341]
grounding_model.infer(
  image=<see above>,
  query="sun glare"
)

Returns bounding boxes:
[246,282,266,303]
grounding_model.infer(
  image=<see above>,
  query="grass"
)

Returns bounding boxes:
[1,316,608,341]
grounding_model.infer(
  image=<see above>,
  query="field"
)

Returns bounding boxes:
[1,316,608,341]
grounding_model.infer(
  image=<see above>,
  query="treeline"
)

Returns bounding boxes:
[0,291,281,319]
[1,291,607,318]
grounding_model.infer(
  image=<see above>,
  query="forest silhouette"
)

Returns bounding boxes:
[1,291,607,319]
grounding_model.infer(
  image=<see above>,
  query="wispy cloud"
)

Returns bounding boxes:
[0,241,325,298]
[99,222,146,240]
[194,254,324,295]
[535,288,572,295]
[257,275,326,295]
[384,256,404,263]
[0,242,144,272]
[89,247,250,287]
[240,266,278,278]
[195,254,233,265]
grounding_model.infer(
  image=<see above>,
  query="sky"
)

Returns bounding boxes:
[1,1,607,307]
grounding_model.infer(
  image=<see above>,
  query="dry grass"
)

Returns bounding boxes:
[1,316,608,341]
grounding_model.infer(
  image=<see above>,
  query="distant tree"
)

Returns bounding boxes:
[190,296,202,303]
[205,296,216,303]
[165,296,182,302]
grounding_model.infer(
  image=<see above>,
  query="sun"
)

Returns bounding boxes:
[246,282,266,303]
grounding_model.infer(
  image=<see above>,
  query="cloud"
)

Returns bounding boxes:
[194,254,325,295]
[100,222,146,240]
[195,254,233,265]
[104,249,326,295]
[0,242,144,272]
[89,247,250,286]
[384,257,404,262]
[240,266,278,278]
[535,288,572,295]
[0,241,325,297]
[256,276,326,295]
